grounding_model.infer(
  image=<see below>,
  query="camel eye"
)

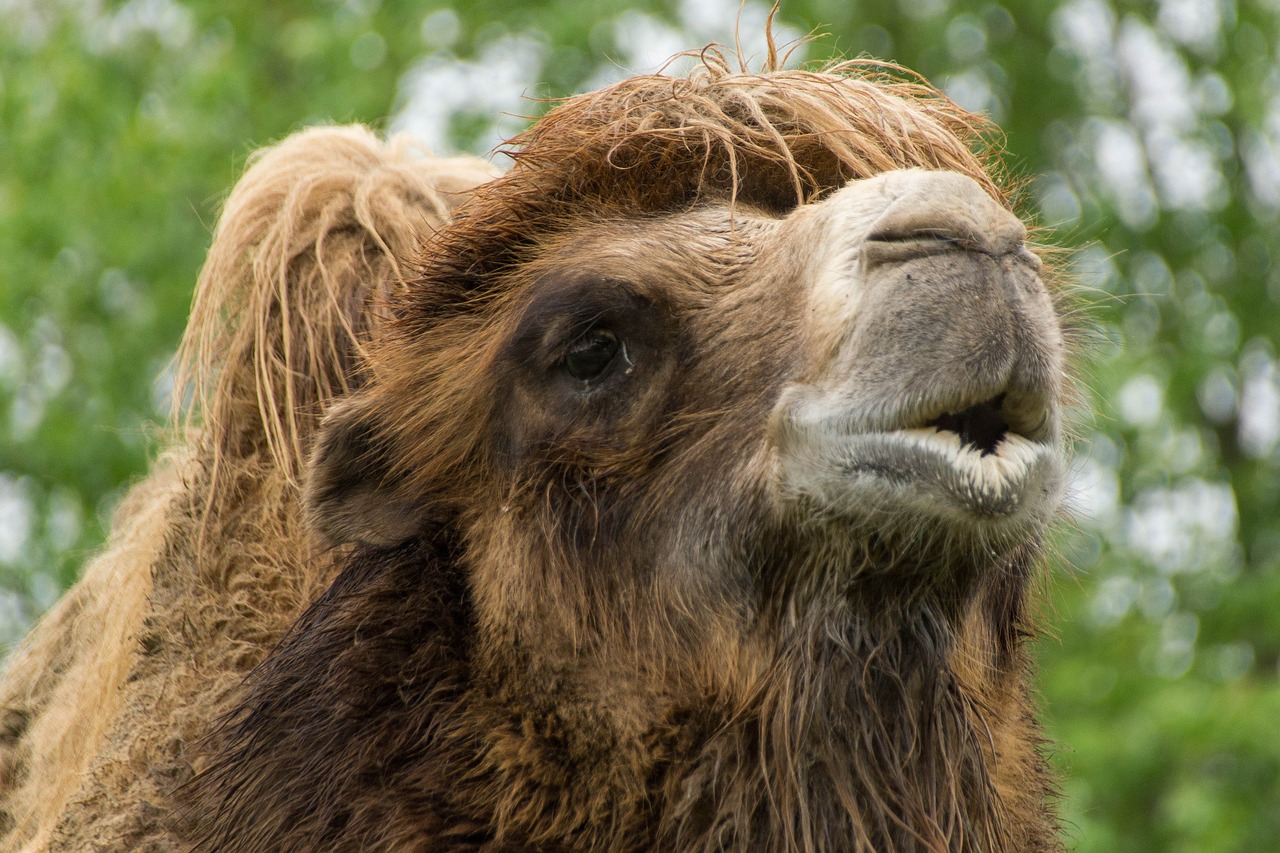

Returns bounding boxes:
[564,328,620,382]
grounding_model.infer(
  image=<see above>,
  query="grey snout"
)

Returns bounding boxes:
[863,171,1028,260]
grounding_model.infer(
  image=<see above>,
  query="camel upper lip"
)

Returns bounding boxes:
[913,392,1052,455]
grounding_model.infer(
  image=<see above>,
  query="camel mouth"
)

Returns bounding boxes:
[838,427,1055,518]
[923,394,1011,456]
[842,392,1058,518]
[772,389,1062,525]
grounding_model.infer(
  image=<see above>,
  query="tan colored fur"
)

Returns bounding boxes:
[3,46,1068,852]
[0,451,181,850]
[0,126,496,850]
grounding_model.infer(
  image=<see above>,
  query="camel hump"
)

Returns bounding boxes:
[176,125,499,484]
[0,130,498,851]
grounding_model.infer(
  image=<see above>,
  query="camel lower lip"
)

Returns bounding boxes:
[836,429,1055,516]
[775,418,1062,525]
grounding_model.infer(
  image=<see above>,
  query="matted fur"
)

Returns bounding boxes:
[184,50,1067,852]
[2,46,1070,852]
[179,125,499,490]
[0,450,184,850]
[0,126,496,850]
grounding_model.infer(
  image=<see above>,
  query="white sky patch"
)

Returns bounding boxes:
[1070,243,1122,292]
[678,0,757,41]
[1120,19,1196,132]
[1050,0,1121,110]
[392,2,806,157]
[942,67,997,119]
[390,33,546,157]
[1052,0,1116,55]
[1197,365,1238,424]
[0,587,32,653]
[0,475,33,566]
[0,0,54,48]
[1051,1,1231,223]
[1194,72,1233,116]
[677,0,804,62]
[1148,130,1226,211]
[1130,250,1172,296]
[945,15,987,63]
[1237,346,1280,459]
[1117,373,1165,428]
[591,0,805,87]
[1242,130,1280,208]
[152,357,178,416]
[1201,309,1241,356]
[27,570,60,611]
[82,0,194,55]
[1091,573,1138,625]
[597,10,690,83]
[1069,453,1120,527]
[6,316,72,441]
[419,8,462,52]
[1035,171,1083,227]
[1119,18,1226,212]
[1088,118,1158,230]
[1241,97,1280,212]
[1069,432,1122,531]
[900,0,951,23]
[35,341,72,398]
[1157,0,1227,55]
[1124,478,1238,575]
[46,487,83,553]
[99,268,148,323]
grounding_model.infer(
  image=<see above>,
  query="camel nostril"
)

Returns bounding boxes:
[860,171,1027,257]
[865,226,964,246]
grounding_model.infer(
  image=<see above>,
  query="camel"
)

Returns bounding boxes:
[1,48,1070,851]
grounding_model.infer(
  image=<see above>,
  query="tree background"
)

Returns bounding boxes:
[1,0,1277,848]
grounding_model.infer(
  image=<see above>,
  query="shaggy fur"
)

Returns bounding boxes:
[0,126,496,850]
[0,450,183,850]
[182,51,1067,852]
[4,47,1070,853]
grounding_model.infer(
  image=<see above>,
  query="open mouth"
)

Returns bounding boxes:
[773,379,1063,525]
[923,394,1011,456]
[844,393,1057,517]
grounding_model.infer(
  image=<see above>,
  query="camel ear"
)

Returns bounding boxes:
[304,395,422,547]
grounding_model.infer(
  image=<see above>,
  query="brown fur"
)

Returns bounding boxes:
[0,126,496,850]
[184,51,1067,852]
[2,46,1070,852]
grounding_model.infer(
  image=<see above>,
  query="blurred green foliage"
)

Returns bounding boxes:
[1,0,1277,848]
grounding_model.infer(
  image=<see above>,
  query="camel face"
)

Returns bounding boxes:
[456,168,1064,608]
[260,163,1070,851]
